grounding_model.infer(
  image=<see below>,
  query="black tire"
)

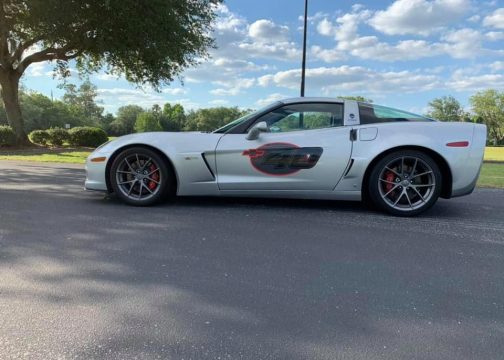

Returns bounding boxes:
[368,150,442,216]
[109,147,175,206]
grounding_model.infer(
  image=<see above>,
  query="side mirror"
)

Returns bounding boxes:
[246,121,269,140]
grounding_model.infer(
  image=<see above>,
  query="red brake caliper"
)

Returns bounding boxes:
[384,171,395,192]
[148,164,159,190]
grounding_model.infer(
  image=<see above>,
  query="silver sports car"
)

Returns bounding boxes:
[85,98,487,216]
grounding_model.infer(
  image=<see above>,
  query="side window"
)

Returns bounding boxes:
[359,103,433,124]
[255,103,344,133]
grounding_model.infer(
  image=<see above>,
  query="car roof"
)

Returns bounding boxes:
[280,97,346,104]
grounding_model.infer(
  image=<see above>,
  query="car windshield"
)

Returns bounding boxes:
[213,101,282,133]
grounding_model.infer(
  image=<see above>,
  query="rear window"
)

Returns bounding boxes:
[358,103,434,125]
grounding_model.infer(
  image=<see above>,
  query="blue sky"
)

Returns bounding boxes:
[22,0,504,115]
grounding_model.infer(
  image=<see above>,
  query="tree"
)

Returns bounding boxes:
[184,107,249,132]
[427,95,465,121]
[470,89,504,145]
[338,96,373,103]
[0,0,220,144]
[100,113,115,133]
[2,89,80,131]
[110,105,144,136]
[161,103,186,131]
[134,111,162,133]
[62,80,104,127]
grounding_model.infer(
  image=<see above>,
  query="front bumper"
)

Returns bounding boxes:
[85,155,109,191]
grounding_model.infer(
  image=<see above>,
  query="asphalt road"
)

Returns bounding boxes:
[0,161,503,360]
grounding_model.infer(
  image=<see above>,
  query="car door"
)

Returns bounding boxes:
[215,102,353,191]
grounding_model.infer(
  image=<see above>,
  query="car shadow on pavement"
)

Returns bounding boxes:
[1,164,504,359]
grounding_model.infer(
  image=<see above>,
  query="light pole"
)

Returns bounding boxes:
[300,0,308,97]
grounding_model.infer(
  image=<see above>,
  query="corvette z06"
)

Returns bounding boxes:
[85,98,486,216]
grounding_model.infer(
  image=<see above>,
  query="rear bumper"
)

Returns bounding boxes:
[450,124,486,198]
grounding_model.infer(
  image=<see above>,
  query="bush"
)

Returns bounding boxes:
[29,129,50,145]
[68,127,108,147]
[47,128,69,146]
[0,125,16,146]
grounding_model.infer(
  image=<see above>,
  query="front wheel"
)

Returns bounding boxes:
[368,150,442,216]
[109,147,175,206]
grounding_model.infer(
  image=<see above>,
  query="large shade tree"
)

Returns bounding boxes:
[427,95,465,122]
[0,0,220,144]
[470,89,504,145]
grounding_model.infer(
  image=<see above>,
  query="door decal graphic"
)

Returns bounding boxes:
[242,142,323,176]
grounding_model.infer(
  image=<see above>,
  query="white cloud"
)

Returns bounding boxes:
[315,4,502,63]
[27,62,47,77]
[214,4,246,33]
[213,58,269,71]
[439,28,502,59]
[208,99,230,106]
[185,57,266,85]
[97,88,165,108]
[447,70,504,91]
[299,11,330,24]
[259,64,504,95]
[96,73,121,81]
[209,78,255,96]
[467,14,480,23]
[258,66,441,95]
[369,0,470,36]
[256,93,289,107]
[311,45,346,62]
[490,61,504,71]
[316,18,335,36]
[483,8,504,29]
[162,88,187,96]
[238,42,300,61]
[249,19,289,42]
[314,8,445,62]
[96,88,199,110]
[348,38,443,61]
[185,7,298,87]
[485,31,504,41]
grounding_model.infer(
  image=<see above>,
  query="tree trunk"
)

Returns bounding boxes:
[0,70,29,145]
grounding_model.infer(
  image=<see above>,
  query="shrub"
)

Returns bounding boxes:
[28,129,50,145]
[0,125,16,146]
[46,128,69,146]
[68,127,108,147]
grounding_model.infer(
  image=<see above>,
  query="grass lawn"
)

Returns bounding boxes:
[477,163,504,188]
[484,147,504,162]
[0,148,91,164]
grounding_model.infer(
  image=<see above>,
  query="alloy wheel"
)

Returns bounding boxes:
[378,156,436,212]
[115,153,162,201]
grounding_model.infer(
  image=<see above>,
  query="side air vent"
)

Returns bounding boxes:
[344,159,355,177]
[201,153,215,179]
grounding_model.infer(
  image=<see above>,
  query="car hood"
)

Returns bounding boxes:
[95,131,224,155]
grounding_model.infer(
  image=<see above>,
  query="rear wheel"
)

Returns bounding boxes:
[368,150,442,216]
[110,147,174,206]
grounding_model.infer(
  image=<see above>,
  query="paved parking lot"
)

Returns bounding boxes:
[1,161,503,359]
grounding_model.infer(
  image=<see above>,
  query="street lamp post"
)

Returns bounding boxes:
[300,0,308,97]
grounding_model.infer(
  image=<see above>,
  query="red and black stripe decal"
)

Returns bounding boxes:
[242,142,323,176]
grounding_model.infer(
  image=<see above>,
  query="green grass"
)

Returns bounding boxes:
[484,147,504,162]
[0,148,91,164]
[477,163,504,188]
